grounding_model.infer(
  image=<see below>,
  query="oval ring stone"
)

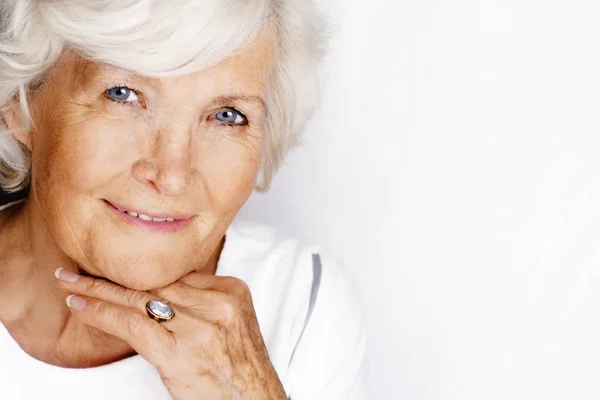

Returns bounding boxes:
[146,300,175,321]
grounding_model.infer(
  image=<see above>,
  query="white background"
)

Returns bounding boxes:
[240,1,600,399]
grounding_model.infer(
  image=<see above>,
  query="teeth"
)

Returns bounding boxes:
[137,214,153,221]
[124,210,175,223]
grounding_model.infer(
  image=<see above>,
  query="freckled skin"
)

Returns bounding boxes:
[0,29,278,371]
[24,32,274,291]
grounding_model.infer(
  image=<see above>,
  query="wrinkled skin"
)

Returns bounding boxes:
[0,28,286,398]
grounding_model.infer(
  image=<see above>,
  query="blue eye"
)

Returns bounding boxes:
[105,86,138,102]
[215,109,247,125]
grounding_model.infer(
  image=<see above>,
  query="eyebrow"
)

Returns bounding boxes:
[212,95,266,111]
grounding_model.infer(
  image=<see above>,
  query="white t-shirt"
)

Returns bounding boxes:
[0,205,369,399]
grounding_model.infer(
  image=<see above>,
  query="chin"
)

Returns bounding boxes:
[116,277,167,292]
[80,250,190,292]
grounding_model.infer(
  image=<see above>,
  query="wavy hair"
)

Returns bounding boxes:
[0,0,328,192]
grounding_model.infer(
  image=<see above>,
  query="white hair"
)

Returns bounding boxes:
[0,0,328,192]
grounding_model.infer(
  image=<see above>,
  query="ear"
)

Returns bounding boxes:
[1,101,33,151]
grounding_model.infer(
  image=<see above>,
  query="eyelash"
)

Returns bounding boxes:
[104,84,140,106]
[103,85,249,127]
[213,108,249,128]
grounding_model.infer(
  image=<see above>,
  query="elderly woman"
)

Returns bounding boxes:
[0,0,368,399]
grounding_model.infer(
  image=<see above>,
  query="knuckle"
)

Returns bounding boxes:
[125,312,148,336]
[219,296,239,324]
[81,276,101,292]
[225,277,250,297]
[126,289,148,307]
[89,300,109,320]
[82,277,114,297]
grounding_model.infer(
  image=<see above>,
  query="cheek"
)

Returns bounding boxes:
[34,114,145,194]
[200,136,263,210]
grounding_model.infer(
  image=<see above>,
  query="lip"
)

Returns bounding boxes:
[103,200,195,233]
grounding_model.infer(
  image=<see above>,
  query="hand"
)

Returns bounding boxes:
[54,267,287,400]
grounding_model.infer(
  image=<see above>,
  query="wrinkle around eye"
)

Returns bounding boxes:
[60,99,136,126]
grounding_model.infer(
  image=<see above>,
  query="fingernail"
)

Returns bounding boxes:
[55,267,80,283]
[66,295,87,310]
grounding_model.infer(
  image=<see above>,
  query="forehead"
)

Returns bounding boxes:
[56,28,278,94]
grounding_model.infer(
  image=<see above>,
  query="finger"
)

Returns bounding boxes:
[177,272,221,290]
[150,281,222,310]
[65,295,174,365]
[151,282,249,326]
[56,268,186,331]
[179,273,251,298]
[55,267,154,311]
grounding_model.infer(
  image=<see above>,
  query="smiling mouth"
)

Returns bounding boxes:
[113,208,175,223]
[103,199,194,232]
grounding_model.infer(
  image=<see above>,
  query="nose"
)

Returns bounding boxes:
[132,127,192,197]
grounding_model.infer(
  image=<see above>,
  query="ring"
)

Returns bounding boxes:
[146,300,175,322]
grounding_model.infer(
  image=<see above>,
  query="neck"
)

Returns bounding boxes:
[0,197,222,368]
[0,199,62,322]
